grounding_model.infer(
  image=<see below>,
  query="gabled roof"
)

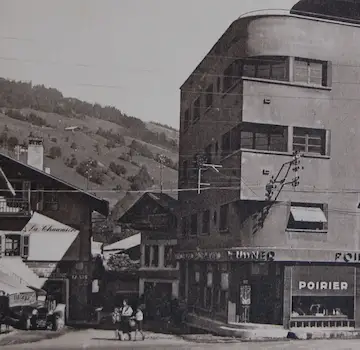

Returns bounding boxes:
[116,191,178,222]
[0,152,109,216]
[103,233,141,252]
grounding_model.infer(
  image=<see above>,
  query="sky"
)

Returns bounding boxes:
[0,0,297,128]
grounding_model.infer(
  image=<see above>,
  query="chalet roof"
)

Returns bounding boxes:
[0,152,109,216]
[115,191,178,222]
[103,233,141,252]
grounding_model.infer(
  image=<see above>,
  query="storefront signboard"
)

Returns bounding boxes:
[335,252,360,263]
[291,266,355,296]
[227,250,275,261]
[9,292,36,307]
[175,251,223,261]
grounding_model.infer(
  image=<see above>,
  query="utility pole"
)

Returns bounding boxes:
[85,161,92,190]
[196,155,223,194]
[158,154,165,193]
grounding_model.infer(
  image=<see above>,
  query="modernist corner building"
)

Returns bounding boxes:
[175,0,360,330]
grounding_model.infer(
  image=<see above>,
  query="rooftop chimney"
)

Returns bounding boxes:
[27,137,44,171]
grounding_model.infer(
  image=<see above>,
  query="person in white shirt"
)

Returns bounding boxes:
[120,299,133,340]
[133,307,145,341]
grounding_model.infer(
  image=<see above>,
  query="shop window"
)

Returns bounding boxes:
[192,97,201,124]
[183,109,190,132]
[5,234,20,256]
[43,191,59,211]
[293,127,327,155]
[205,84,213,110]
[22,235,29,258]
[202,210,210,235]
[204,144,212,163]
[190,214,198,236]
[164,245,177,268]
[287,202,328,231]
[144,245,151,266]
[219,204,229,232]
[151,245,159,267]
[294,58,328,86]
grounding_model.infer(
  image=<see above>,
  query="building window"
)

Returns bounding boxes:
[205,84,213,110]
[219,204,229,232]
[181,216,189,237]
[184,109,190,132]
[202,210,210,235]
[164,245,177,268]
[192,97,201,124]
[5,234,20,256]
[221,131,231,157]
[0,236,2,257]
[43,191,59,211]
[223,60,242,92]
[244,57,288,81]
[22,235,29,258]
[151,245,159,267]
[223,123,287,158]
[293,127,326,155]
[204,144,212,163]
[144,245,151,266]
[216,77,221,93]
[294,58,327,86]
[190,214,198,236]
[287,202,328,231]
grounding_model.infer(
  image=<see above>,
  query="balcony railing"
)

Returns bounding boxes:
[0,198,30,215]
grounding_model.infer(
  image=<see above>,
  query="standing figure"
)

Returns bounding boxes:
[111,307,121,340]
[120,299,133,341]
[133,307,145,341]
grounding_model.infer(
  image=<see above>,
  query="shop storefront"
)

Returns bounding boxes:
[176,247,360,328]
[289,265,355,328]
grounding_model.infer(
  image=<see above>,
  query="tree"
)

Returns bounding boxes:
[70,142,77,150]
[48,146,62,159]
[109,162,127,176]
[7,136,18,149]
[129,165,154,191]
[64,154,78,168]
[107,253,140,272]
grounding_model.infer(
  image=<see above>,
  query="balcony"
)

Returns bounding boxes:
[0,197,31,216]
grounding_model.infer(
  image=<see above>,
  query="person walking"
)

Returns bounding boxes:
[111,307,121,340]
[120,299,133,341]
[133,306,145,341]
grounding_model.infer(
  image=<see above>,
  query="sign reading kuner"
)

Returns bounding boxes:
[291,266,355,296]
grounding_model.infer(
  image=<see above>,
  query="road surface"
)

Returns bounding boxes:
[2,329,360,349]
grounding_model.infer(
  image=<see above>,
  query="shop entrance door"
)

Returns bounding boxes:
[250,279,274,324]
[43,279,69,320]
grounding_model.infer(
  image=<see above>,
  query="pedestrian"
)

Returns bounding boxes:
[120,299,133,341]
[111,307,121,340]
[133,306,145,341]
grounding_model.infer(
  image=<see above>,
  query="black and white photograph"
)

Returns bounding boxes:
[1,0,360,349]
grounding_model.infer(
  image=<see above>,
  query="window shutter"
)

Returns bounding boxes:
[325,129,331,156]
[326,61,332,87]
[322,203,329,230]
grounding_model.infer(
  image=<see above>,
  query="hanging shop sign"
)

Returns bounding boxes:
[9,292,36,307]
[291,265,355,296]
[227,250,275,262]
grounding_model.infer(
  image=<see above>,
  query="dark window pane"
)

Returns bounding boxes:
[240,131,254,149]
[255,132,269,150]
[257,64,271,79]
[271,62,287,80]
[243,63,256,77]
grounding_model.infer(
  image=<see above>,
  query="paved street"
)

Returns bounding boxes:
[2,329,360,349]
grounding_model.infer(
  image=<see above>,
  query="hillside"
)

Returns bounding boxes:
[0,78,179,209]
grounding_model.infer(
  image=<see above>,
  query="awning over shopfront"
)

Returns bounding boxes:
[0,269,36,306]
[22,212,79,261]
[290,206,327,223]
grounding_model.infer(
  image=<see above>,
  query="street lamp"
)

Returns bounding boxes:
[197,163,223,194]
